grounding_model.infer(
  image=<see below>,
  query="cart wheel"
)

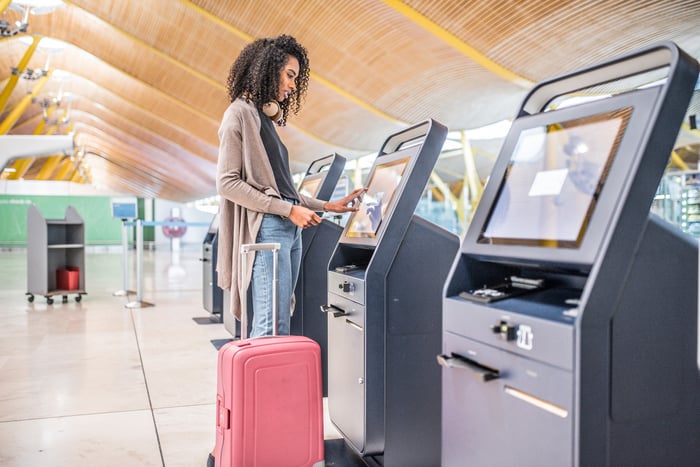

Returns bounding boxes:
[62,295,68,304]
[47,297,54,305]
[27,294,34,303]
[75,295,82,303]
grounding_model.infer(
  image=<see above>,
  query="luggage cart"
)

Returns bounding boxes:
[26,205,87,305]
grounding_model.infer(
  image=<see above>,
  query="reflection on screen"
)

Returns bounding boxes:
[479,108,632,248]
[298,176,322,198]
[346,157,410,238]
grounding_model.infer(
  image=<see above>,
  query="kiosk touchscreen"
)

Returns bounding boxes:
[324,120,460,466]
[298,152,347,206]
[289,153,346,396]
[297,173,323,198]
[480,108,629,248]
[345,154,411,240]
[464,90,654,270]
[441,42,699,467]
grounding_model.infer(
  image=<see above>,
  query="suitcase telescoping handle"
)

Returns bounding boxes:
[239,242,281,339]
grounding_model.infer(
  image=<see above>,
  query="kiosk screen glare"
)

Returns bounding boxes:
[346,157,410,238]
[479,108,632,248]
[298,176,323,198]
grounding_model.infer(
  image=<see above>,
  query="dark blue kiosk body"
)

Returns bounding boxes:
[324,120,460,466]
[291,153,346,396]
[202,213,223,318]
[441,42,700,467]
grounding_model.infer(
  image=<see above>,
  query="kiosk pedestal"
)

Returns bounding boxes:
[201,214,223,319]
[291,154,347,396]
[291,219,343,395]
[324,120,459,466]
[328,216,458,467]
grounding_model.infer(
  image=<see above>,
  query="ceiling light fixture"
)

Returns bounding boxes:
[1,0,64,36]
[10,0,65,15]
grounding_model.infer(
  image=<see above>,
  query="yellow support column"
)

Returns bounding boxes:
[0,0,11,14]
[353,158,363,189]
[49,108,74,135]
[54,157,76,181]
[670,150,689,170]
[0,69,52,134]
[457,180,467,232]
[461,131,484,222]
[36,155,64,180]
[430,171,459,205]
[33,106,57,135]
[6,158,35,180]
[0,35,41,114]
[69,168,83,183]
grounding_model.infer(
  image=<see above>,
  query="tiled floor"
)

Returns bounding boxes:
[0,245,341,467]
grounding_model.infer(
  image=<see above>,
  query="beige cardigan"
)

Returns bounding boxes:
[216,98,325,319]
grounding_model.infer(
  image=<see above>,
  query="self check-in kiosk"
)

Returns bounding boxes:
[202,213,223,318]
[290,153,346,396]
[441,42,699,467]
[324,120,460,466]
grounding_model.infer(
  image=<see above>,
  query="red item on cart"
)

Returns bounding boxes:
[56,267,79,290]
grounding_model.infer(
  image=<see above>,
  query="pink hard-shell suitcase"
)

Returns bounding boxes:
[215,243,325,467]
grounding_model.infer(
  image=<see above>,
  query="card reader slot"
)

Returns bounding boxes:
[459,275,546,303]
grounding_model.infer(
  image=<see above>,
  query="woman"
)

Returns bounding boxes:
[210,34,364,467]
[216,34,365,339]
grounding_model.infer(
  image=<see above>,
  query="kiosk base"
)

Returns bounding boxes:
[291,220,343,396]
[328,216,459,467]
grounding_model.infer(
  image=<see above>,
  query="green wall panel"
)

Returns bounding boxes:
[0,195,123,247]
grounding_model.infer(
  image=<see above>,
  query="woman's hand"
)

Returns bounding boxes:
[323,187,367,213]
[289,205,322,229]
[289,187,367,229]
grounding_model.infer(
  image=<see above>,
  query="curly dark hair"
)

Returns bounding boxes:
[225,34,310,126]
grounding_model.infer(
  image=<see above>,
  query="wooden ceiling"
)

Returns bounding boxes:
[1,0,699,202]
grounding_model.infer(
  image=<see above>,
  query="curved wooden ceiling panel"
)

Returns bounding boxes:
[190,0,526,130]
[25,5,228,121]
[76,131,214,200]
[16,109,216,174]
[74,125,215,189]
[405,0,700,79]
[1,39,221,142]
[9,77,219,158]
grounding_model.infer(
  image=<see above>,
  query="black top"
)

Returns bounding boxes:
[258,110,298,202]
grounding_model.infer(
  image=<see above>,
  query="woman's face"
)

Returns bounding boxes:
[277,55,299,102]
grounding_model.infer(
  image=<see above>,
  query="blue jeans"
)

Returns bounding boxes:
[250,212,301,337]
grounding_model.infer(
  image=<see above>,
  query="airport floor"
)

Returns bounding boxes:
[0,244,346,467]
